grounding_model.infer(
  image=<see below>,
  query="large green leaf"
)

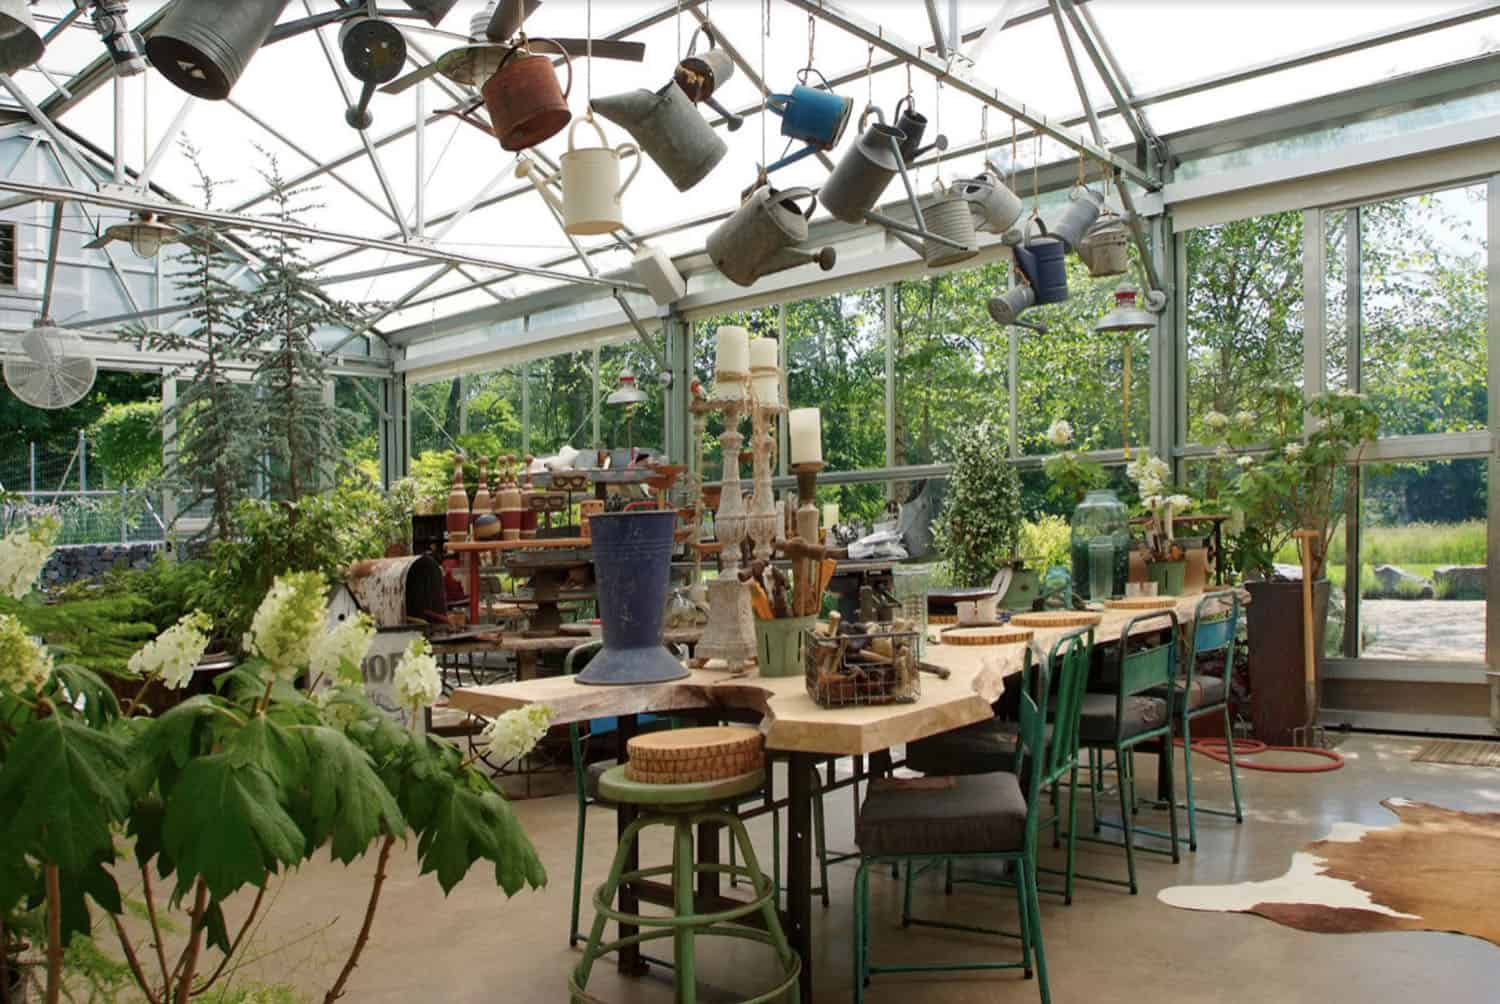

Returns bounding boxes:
[298,726,405,864]
[225,717,306,791]
[0,715,128,873]
[161,754,305,900]
[415,783,543,896]
[46,663,120,726]
[130,694,242,795]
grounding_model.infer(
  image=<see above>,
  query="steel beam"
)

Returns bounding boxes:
[0,177,648,294]
[1055,0,1151,154]
[924,0,949,58]
[782,0,1158,190]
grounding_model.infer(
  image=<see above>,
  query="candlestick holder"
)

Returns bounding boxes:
[695,376,757,668]
[789,462,824,616]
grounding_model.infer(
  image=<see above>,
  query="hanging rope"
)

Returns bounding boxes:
[675,0,682,61]
[759,0,768,176]
[1009,116,1017,189]
[866,43,874,108]
[1122,336,1133,459]
[585,0,593,108]
[806,13,816,71]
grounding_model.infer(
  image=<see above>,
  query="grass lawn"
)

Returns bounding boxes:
[1276,520,1485,599]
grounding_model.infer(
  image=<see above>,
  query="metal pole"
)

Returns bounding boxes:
[78,431,86,492]
[111,75,125,184]
[520,357,530,457]
[1343,209,1362,658]
[778,305,790,478]
[414,84,426,238]
[592,343,602,450]
[883,285,896,496]
[29,442,35,493]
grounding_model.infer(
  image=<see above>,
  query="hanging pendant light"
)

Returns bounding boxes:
[606,369,648,407]
[1094,284,1158,333]
[0,0,45,76]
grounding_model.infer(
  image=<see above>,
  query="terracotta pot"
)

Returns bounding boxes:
[1246,579,1330,745]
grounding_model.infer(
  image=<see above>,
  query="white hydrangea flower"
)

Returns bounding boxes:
[0,518,58,600]
[128,611,213,690]
[1214,444,1230,459]
[1283,442,1304,460]
[1203,410,1230,433]
[0,613,52,696]
[310,612,374,684]
[1046,419,1074,448]
[393,636,441,712]
[479,704,554,763]
[1234,410,1255,430]
[1165,494,1193,510]
[245,572,328,681]
[1236,455,1255,469]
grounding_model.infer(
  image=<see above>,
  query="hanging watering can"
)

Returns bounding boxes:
[515,117,640,235]
[706,183,837,288]
[892,95,947,165]
[1076,211,1131,277]
[0,0,44,77]
[482,41,574,152]
[576,509,689,685]
[956,166,1025,239]
[764,68,853,172]
[891,181,979,270]
[145,0,286,100]
[1012,233,1069,304]
[987,285,1036,326]
[674,27,742,131]
[1049,185,1105,253]
[591,81,726,193]
[820,105,905,225]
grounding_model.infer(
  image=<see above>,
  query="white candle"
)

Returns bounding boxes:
[822,502,840,527]
[748,337,779,371]
[752,372,781,407]
[788,407,822,465]
[715,325,749,375]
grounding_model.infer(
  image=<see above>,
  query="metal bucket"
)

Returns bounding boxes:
[145,0,286,100]
[482,45,573,152]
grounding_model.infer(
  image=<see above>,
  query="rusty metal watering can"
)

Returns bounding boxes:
[674,27,742,131]
[483,41,573,152]
[706,183,837,288]
[591,80,726,193]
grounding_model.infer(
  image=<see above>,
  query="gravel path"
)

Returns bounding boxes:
[1361,599,1486,661]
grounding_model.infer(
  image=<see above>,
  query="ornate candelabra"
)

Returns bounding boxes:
[695,371,757,667]
[746,354,784,563]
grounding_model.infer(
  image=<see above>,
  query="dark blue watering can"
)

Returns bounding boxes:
[576,508,688,685]
[1012,233,1069,305]
[764,68,852,172]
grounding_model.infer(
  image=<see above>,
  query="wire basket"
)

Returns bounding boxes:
[890,564,932,656]
[805,626,921,708]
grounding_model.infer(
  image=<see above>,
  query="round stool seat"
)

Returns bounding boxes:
[597,765,766,807]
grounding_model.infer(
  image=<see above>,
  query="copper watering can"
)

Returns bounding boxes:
[483,41,574,152]
[515,117,641,235]
[591,80,726,193]
[674,27,743,131]
[706,182,837,288]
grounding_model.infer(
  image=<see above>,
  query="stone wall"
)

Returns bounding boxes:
[41,542,166,586]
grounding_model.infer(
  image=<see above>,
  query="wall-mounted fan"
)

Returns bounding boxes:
[3,324,98,410]
[382,0,644,96]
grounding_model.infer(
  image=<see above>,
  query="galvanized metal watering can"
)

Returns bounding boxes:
[515,117,640,235]
[706,183,837,288]
[1076,211,1131,277]
[764,68,853,172]
[891,180,979,269]
[483,42,574,152]
[893,95,947,165]
[145,0,285,100]
[956,165,1025,240]
[1049,184,1105,253]
[1012,232,1069,304]
[987,285,1037,328]
[674,27,742,131]
[591,81,726,193]
[819,105,905,225]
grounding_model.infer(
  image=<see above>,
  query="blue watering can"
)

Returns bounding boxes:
[1012,232,1069,305]
[764,68,852,172]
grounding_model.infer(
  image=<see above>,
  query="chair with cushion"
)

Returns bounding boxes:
[849,630,1091,1004]
[1073,610,1182,895]
[1155,592,1243,851]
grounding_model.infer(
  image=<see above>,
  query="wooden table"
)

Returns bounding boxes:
[452,594,1228,998]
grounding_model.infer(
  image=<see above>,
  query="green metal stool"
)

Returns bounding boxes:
[570,765,801,1004]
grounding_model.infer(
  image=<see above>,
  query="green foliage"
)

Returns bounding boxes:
[1041,451,1106,508]
[1019,515,1071,573]
[105,555,217,635]
[933,421,1022,587]
[0,590,156,677]
[88,400,163,486]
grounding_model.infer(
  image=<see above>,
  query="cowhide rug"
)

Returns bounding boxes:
[1158,799,1500,946]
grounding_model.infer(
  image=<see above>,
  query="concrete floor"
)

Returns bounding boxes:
[207,734,1500,1003]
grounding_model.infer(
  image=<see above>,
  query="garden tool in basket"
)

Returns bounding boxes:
[1292,529,1328,748]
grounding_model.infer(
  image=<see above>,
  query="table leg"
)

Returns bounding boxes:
[468,551,481,625]
[787,752,815,1001]
[696,819,721,911]
[615,714,648,977]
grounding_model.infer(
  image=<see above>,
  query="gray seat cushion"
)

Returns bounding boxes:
[1147,674,1227,712]
[1078,692,1168,744]
[856,773,1028,857]
[905,719,1022,776]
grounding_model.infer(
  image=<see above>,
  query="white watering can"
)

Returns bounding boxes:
[516,116,641,235]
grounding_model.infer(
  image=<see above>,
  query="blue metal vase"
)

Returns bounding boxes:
[576,509,688,686]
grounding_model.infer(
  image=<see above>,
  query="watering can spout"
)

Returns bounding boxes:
[763,246,837,277]
[588,90,646,132]
[516,158,565,218]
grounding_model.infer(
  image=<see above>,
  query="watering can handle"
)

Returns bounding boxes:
[569,114,610,153]
[858,103,885,130]
[894,94,912,120]
[685,25,714,56]
[766,92,790,116]
[779,186,819,221]
[797,66,833,90]
[614,142,642,198]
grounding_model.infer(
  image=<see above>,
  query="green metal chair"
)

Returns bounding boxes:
[1073,610,1182,895]
[570,764,801,1004]
[1157,592,1244,851]
[848,631,1092,1004]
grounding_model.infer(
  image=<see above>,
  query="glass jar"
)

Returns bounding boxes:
[1070,489,1130,599]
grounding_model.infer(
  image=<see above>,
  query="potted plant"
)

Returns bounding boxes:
[1041,419,1106,508]
[1226,388,1380,742]
[933,420,1022,597]
[1126,453,1194,595]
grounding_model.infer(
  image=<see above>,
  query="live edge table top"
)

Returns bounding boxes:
[449,592,1236,757]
